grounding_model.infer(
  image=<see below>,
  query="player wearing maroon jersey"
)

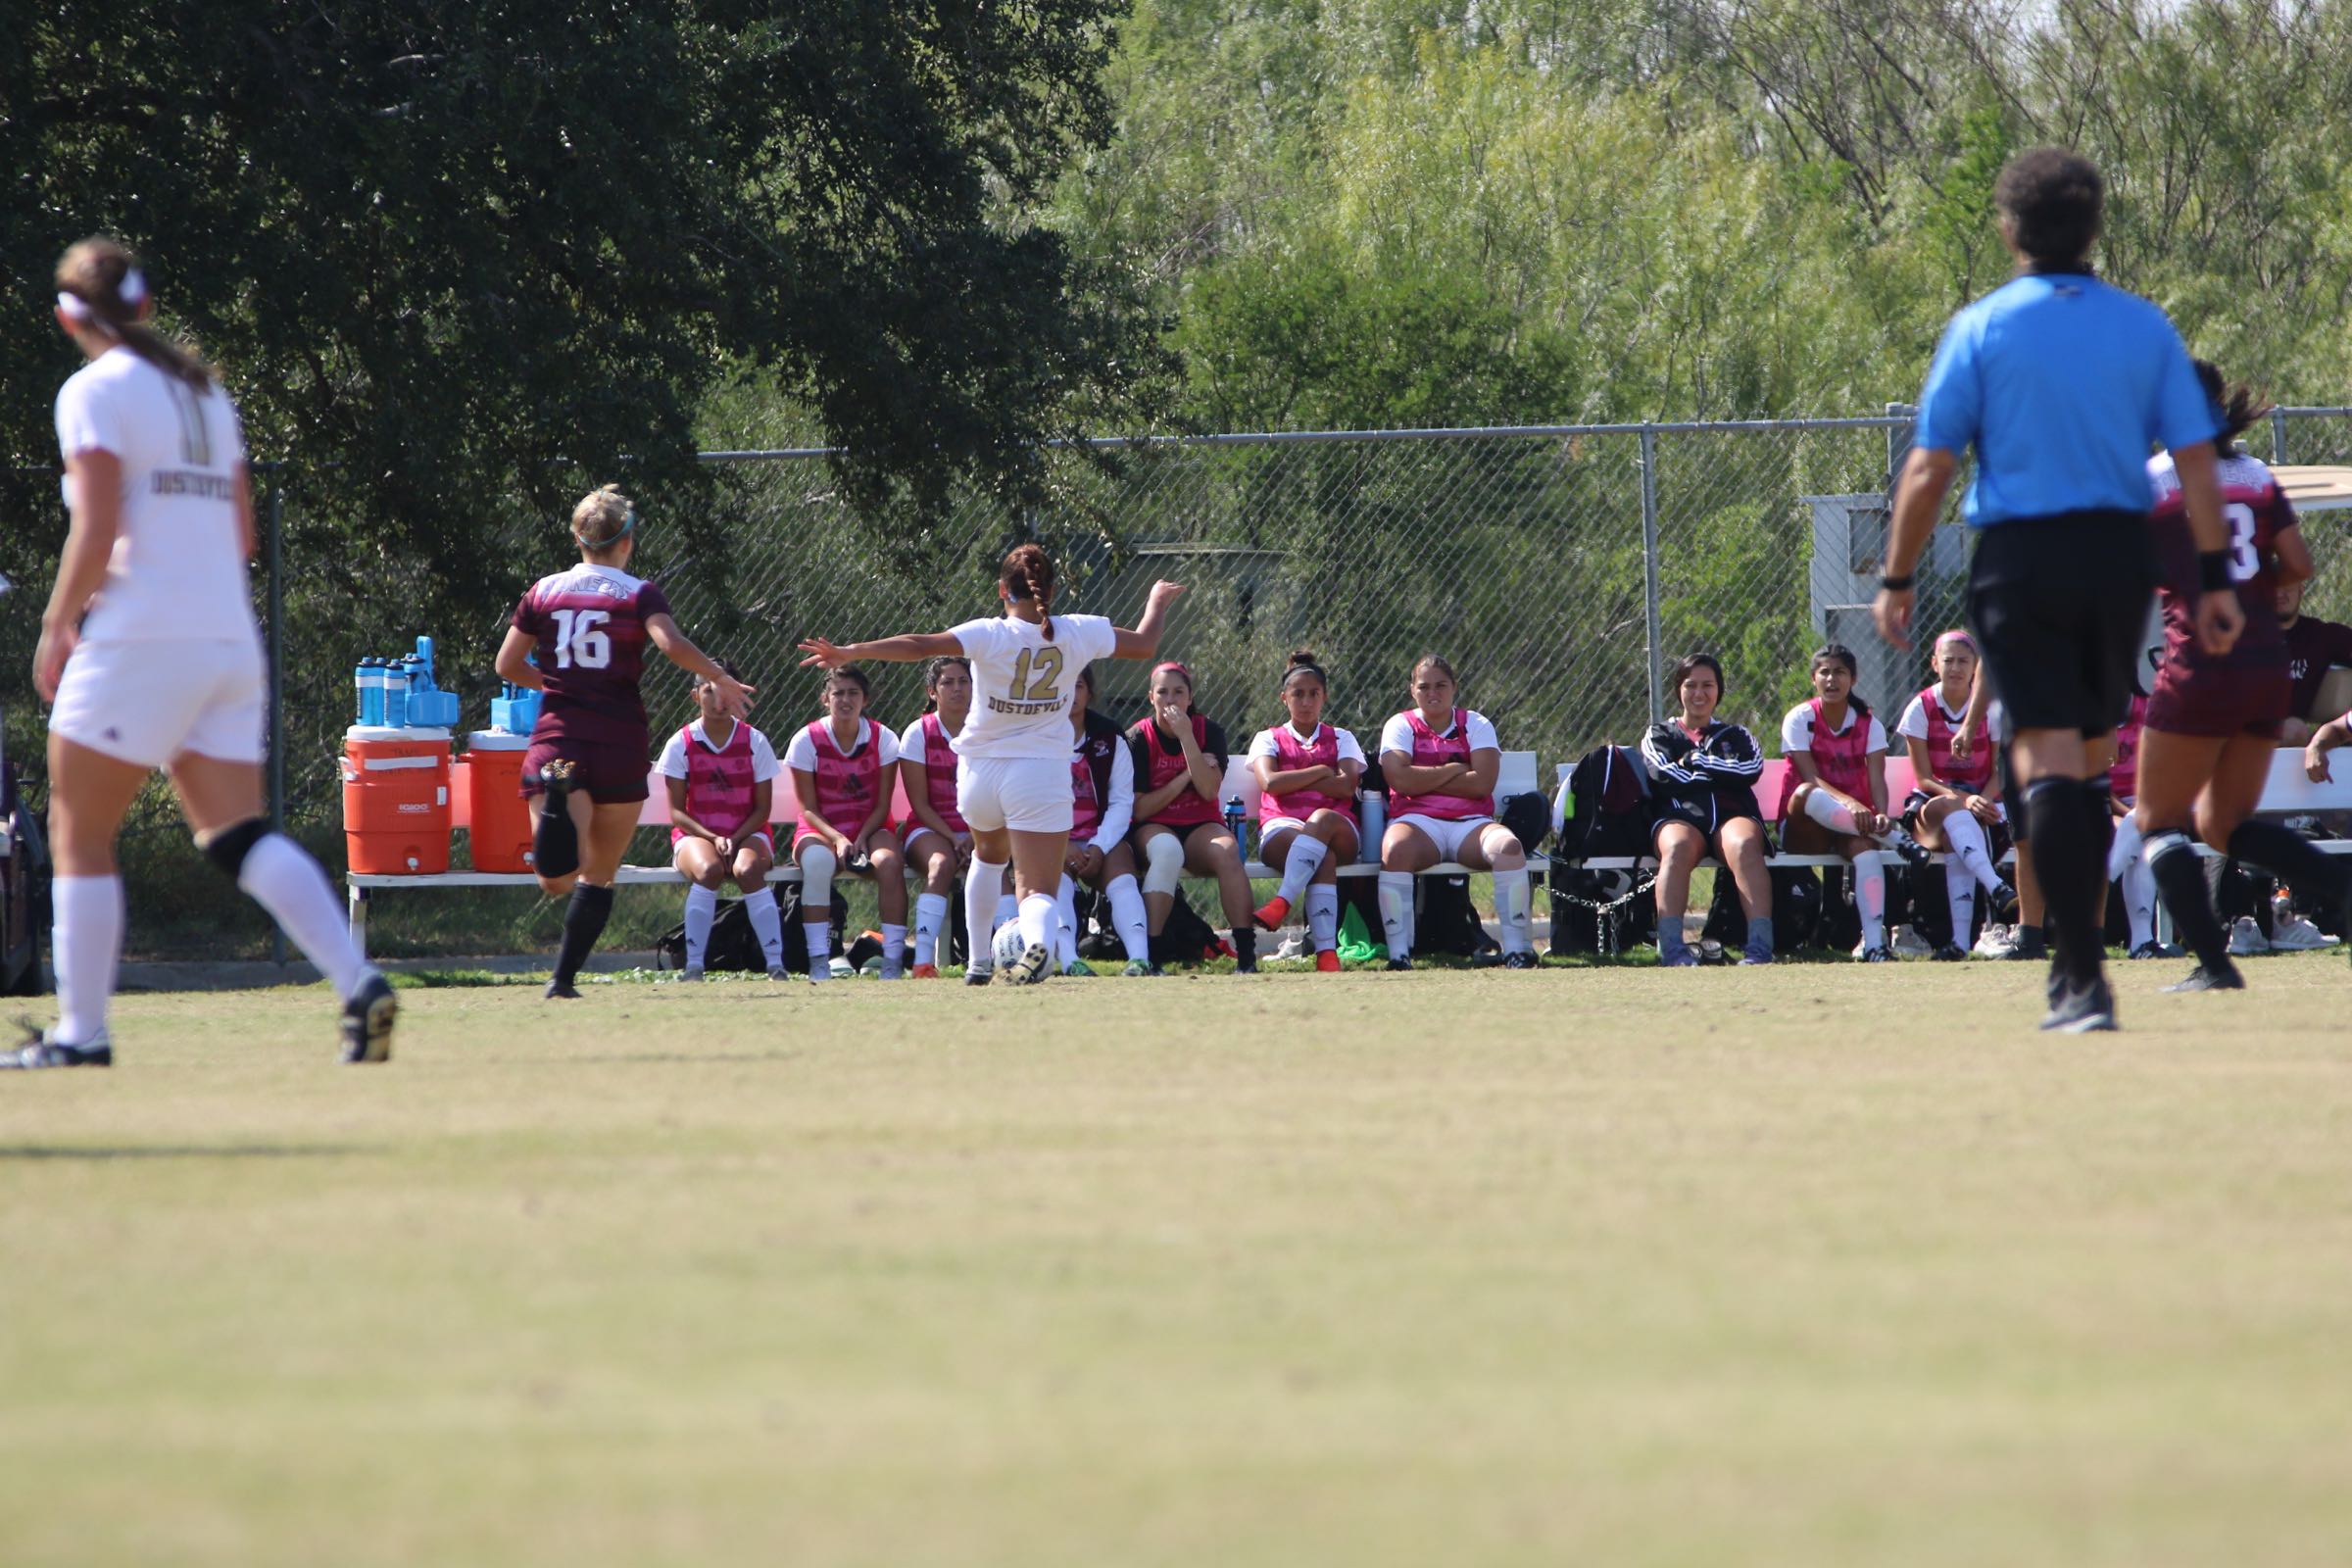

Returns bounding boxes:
[2132,366,2349,991]
[495,485,749,998]
[2278,579,2352,744]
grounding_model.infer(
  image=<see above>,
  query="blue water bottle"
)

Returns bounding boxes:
[357,658,386,726]
[1223,794,1248,858]
[381,659,411,728]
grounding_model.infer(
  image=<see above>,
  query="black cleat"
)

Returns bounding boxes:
[340,973,397,1064]
[2041,977,2119,1032]
[963,965,995,987]
[1001,943,1053,985]
[1234,951,1259,975]
[544,977,582,1001]
[1385,956,1414,972]
[535,758,576,801]
[1883,829,1932,871]
[2000,932,2049,962]
[1503,950,1540,970]
[2162,963,2245,993]
[2127,941,2170,961]
[0,1023,112,1069]
[1857,946,1897,963]
[1930,943,1968,962]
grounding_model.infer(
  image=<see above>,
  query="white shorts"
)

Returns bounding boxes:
[956,756,1073,834]
[1394,811,1497,862]
[50,636,266,769]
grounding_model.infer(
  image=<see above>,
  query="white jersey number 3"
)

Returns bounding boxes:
[549,608,613,669]
[2224,502,2260,583]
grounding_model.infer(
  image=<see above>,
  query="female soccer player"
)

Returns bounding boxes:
[1641,653,1773,966]
[1129,662,1258,971]
[798,548,1183,984]
[786,665,906,982]
[1061,663,1153,976]
[898,656,973,978]
[1247,651,1364,973]
[1777,643,1917,962]
[498,484,750,999]
[1376,655,1538,970]
[2132,365,2344,992]
[656,661,787,980]
[1894,631,2010,959]
[22,237,395,1066]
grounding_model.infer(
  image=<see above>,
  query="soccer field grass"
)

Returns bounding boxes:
[4,958,2350,1567]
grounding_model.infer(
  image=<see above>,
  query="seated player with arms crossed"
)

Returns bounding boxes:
[1247,651,1364,973]
[2279,579,2352,746]
[1641,653,1774,966]
[1375,655,1538,970]
[899,656,974,978]
[1894,631,2012,960]
[1777,643,1922,963]
[2137,364,2349,991]
[785,665,906,982]
[1129,662,1258,972]
[499,485,751,1000]
[1058,664,1154,976]
[799,548,1184,985]
[657,661,788,981]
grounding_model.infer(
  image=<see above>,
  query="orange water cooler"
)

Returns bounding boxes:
[341,727,454,874]
[460,731,534,872]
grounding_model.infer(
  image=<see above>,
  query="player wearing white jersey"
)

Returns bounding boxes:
[799,545,1183,984]
[23,238,393,1068]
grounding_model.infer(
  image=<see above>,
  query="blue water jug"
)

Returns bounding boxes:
[381,661,411,728]
[355,658,386,725]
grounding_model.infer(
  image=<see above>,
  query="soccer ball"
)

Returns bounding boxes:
[992,919,1028,971]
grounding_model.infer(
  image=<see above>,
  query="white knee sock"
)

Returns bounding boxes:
[966,858,1008,970]
[239,834,369,1000]
[1018,891,1055,953]
[743,887,784,967]
[880,922,906,979]
[1276,835,1327,905]
[912,892,949,966]
[1854,851,1888,950]
[52,874,122,1045]
[1106,874,1151,962]
[2121,857,2157,950]
[1305,883,1340,954]
[1377,869,1415,957]
[1805,790,1863,836]
[1492,864,1533,954]
[1941,808,2005,895]
[800,844,838,981]
[683,884,717,968]
[1055,876,1080,965]
[1945,872,1976,951]
[2106,811,2143,884]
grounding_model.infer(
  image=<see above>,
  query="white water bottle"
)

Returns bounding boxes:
[1357,789,1386,862]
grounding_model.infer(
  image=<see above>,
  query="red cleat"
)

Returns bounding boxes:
[1314,949,1342,973]
[909,962,939,980]
[1252,895,1292,931]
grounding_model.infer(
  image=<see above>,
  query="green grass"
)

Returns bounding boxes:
[5,956,2352,1566]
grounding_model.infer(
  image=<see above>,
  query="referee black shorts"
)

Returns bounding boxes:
[1964,510,2157,738]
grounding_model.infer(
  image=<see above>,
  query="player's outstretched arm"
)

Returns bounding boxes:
[1112,581,1187,660]
[798,632,963,668]
[648,613,755,716]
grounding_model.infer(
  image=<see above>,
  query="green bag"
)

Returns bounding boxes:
[1338,901,1386,963]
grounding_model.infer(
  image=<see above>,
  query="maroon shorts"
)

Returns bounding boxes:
[521,733,652,805]
[2145,662,2289,741]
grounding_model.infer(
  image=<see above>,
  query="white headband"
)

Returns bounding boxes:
[55,268,147,324]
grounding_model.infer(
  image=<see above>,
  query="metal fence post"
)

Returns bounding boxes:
[1639,424,1664,724]
[2271,407,2290,465]
[267,477,286,965]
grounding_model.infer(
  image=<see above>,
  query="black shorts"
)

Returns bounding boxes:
[522,733,652,806]
[1650,793,1762,846]
[1966,511,2157,738]
[1138,817,1230,851]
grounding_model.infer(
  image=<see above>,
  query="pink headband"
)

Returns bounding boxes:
[1934,630,1976,655]
[1152,661,1192,685]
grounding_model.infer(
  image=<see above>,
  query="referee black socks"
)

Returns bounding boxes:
[552,883,615,990]
[2024,777,2106,986]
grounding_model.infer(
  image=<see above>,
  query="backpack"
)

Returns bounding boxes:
[775,882,851,973]
[1546,745,1657,956]
[1699,856,1824,955]
[1151,886,1230,966]
[656,895,773,973]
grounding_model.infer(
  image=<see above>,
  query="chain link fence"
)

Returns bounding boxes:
[9,410,2352,956]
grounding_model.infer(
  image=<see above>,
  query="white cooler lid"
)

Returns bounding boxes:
[346,726,453,743]
[465,730,533,750]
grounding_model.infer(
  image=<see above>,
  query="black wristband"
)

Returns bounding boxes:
[1880,572,1915,592]
[2198,551,2231,592]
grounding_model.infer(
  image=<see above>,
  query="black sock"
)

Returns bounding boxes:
[553,883,614,986]
[534,805,580,878]
[1231,927,1255,963]
[2146,830,2230,972]
[2025,778,2104,986]
[2227,820,2348,906]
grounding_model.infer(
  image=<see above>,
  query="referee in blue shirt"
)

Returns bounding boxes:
[1875,148,2243,1033]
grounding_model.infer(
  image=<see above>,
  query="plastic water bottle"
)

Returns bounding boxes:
[355,658,384,725]
[381,660,411,728]
[1357,789,1386,863]
[414,635,435,681]
[1223,794,1249,857]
